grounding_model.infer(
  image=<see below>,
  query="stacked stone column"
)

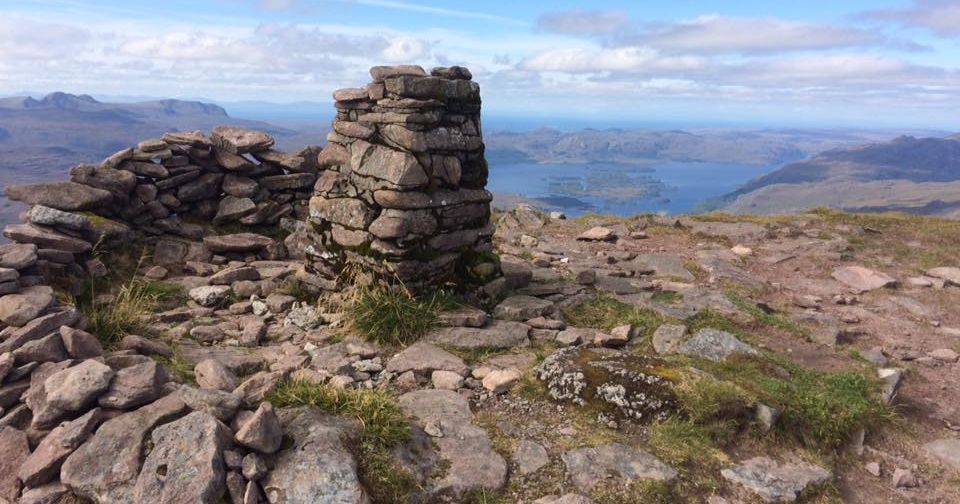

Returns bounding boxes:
[309,65,496,289]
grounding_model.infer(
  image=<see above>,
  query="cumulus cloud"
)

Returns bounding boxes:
[0,16,91,60]
[381,36,431,62]
[862,0,960,36]
[536,10,628,36]
[520,46,706,74]
[623,15,883,54]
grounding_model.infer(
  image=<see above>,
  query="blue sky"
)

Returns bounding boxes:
[2,0,959,128]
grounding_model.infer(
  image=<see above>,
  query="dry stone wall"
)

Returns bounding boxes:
[2,127,321,287]
[309,65,498,290]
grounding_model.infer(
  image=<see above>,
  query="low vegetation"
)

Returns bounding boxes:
[345,284,458,346]
[267,379,416,502]
[562,294,668,337]
[80,278,183,347]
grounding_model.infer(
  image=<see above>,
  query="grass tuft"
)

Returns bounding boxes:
[278,278,320,304]
[345,285,456,346]
[268,379,409,447]
[81,279,183,347]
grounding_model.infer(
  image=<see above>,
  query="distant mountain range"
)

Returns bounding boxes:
[2,91,959,221]
[483,127,942,166]
[720,135,960,217]
[0,92,328,185]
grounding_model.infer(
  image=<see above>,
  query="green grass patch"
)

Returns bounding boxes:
[562,294,669,338]
[267,379,414,502]
[651,291,682,304]
[648,418,730,472]
[700,355,891,450]
[726,292,809,338]
[674,373,754,424]
[443,346,508,365]
[154,349,197,385]
[277,278,320,304]
[590,479,674,504]
[685,309,744,339]
[345,285,457,346]
[463,489,507,504]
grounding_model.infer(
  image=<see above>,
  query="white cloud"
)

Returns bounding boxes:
[520,46,706,74]
[537,10,628,36]
[863,0,960,36]
[381,36,431,62]
[626,15,883,54]
[0,16,91,60]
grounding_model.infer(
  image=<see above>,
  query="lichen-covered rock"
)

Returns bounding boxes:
[675,328,757,362]
[133,411,229,503]
[562,443,676,492]
[721,456,831,503]
[535,347,676,422]
[262,407,367,504]
[398,390,507,498]
[61,393,188,502]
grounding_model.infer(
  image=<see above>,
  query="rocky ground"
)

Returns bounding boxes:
[2,204,960,503]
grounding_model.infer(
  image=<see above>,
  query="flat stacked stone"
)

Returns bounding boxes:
[309,65,496,289]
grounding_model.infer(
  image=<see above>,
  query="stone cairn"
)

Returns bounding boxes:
[309,65,498,291]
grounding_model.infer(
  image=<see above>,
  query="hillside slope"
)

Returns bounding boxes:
[723,135,960,216]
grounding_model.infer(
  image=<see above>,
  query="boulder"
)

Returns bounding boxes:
[196,358,239,391]
[925,438,960,470]
[577,227,617,242]
[0,426,29,500]
[3,224,91,254]
[133,411,229,503]
[214,196,257,223]
[189,285,233,307]
[676,328,758,362]
[179,385,241,422]
[204,233,274,253]
[118,334,172,357]
[398,390,506,496]
[832,266,896,293]
[262,408,367,504]
[425,320,530,350]
[385,342,468,376]
[0,285,54,327]
[19,408,100,488]
[5,182,112,210]
[515,440,549,475]
[212,126,275,154]
[562,443,676,492]
[0,243,38,270]
[0,308,79,354]
[492,295,554,321]
[926,267,960,286]
[59,326,104,359]
[44,359,114,412]
[235,401,283,454]
[61,393,189,503]
[12,332,67,364]
[721,456,831,503]
[97,360,165,409]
